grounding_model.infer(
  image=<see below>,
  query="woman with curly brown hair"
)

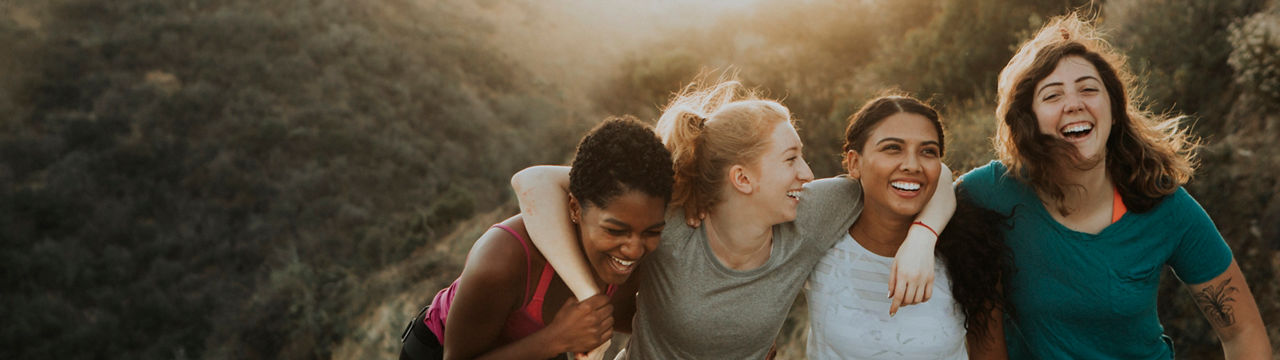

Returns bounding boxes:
[957,14,1271,359]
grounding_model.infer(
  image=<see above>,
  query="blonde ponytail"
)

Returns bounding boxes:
[656,75,791,224]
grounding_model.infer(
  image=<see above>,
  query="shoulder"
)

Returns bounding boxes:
[460,216,534,292]
[956,161,1007,189]
[661,207,696,240]
[957,161,1029,210]
[1145,187,1209,219]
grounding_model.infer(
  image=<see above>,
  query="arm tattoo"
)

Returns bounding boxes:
[1193,278,1238,328]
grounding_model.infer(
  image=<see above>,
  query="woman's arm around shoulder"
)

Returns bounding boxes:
[511,165,600,299]
[889,163,956,315]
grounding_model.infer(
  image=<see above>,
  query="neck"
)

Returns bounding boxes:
[1051,160,1113,215]
[704,198,774,270]
[848,206,912,258]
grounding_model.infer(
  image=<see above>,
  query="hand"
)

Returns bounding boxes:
[548,294,614,353]
[574,340,611,360]
[888,227,936,316]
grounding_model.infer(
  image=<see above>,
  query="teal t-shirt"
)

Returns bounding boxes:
[958,161,1233,360]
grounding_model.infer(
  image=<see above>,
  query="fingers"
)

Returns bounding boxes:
[912,282,925,306]
[889,275,907,316]
[580,294,612,309]
[887,262,898,299]
[924,282,933,303]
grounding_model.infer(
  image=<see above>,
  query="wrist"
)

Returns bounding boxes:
[911,221,939,238]
[905,225,939,246]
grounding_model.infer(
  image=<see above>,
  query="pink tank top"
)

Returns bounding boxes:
[423,224,617,345]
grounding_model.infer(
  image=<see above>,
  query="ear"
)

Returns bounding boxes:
[568,195,582,224]
[845,150,863,180]
[728,164,754,195]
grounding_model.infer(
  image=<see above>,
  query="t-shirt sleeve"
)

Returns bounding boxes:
[1166,188,1234,285]
[795,176,863,251]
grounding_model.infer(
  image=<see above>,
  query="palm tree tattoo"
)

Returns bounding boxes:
[1194,278,1237,327]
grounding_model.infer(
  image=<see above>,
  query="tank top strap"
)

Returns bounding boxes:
[605,284,618,297]
[526,262,557,325]
[1111,186,1127,224]
[491,224,534,307]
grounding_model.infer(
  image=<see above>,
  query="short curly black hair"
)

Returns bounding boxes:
[569,116,674,210]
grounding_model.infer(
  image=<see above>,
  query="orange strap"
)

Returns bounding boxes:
[1111,186,1127,224]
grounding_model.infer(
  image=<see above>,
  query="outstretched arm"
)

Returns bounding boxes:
[1186,260,1271,360]
[511,166,600,299]
[888,162,956,315]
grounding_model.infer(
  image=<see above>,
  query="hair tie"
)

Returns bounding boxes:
[1059,27,1070,40]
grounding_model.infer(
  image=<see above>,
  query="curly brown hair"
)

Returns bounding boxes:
[994,13,1198,214]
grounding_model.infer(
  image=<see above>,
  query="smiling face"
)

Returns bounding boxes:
[847,112,942,219]
[748,121,814,225]
[571,189,666,285]
[1032,55,1113,162]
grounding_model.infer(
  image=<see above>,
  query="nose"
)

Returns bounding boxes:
[798,159,815,183]
[620,234,645,259]
[1064,92,1085,114]
[901,153,922,173]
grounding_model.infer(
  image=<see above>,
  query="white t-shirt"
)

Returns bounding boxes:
[806,232,968,360]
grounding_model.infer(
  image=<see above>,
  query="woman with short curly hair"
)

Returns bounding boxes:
[400,116,673,360]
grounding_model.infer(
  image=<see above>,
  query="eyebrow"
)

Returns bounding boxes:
[604,218,666,230]
[876,138,941,147]
[1037,75,1102,95]
[603,219,630,228]
[875,138,904,146]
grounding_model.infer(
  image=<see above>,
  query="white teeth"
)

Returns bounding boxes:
[1061,123,1093,134]
[891,181,921,191]
[612,256,634,267]
[786,190,801,199]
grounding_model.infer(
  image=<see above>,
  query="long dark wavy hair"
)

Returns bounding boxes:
[843,94,1012,345]
[936,192,1014,347]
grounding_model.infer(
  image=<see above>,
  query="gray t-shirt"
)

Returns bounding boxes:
[626,177,863,359]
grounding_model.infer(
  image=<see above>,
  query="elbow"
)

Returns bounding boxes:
[511,167,536,193]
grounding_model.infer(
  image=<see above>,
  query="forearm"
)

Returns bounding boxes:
[511,166,600,299]
[1220,323,1271,360]
[916,162,955,234]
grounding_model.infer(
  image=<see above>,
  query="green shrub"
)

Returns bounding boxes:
[1228,10,1280,109]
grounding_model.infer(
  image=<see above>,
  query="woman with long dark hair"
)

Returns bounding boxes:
[959,14,1271,359]
[806,94,1011,359]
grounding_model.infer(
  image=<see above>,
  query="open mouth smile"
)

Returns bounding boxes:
[1060,121,1094,140]
[608,255,637,274]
